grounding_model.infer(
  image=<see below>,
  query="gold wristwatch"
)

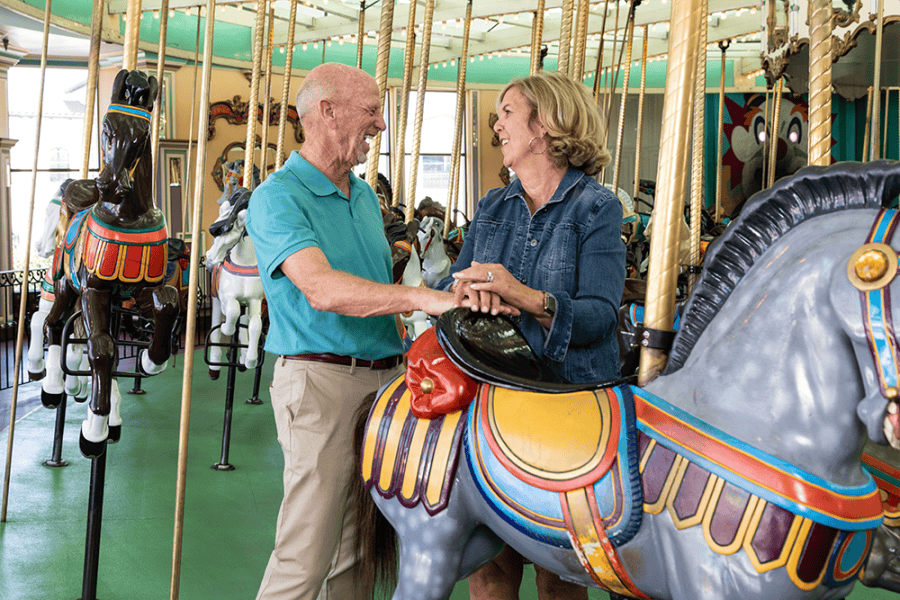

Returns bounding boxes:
[543,292,557,317]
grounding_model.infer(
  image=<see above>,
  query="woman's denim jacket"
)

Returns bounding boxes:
[438,168,626,383]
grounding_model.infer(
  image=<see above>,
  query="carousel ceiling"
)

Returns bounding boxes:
[0,0,888,89]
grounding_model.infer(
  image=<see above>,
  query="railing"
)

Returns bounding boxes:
[0,262,214,392]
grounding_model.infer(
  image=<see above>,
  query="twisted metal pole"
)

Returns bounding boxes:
[632,25,648,204]
[170,1,215,597]
[714,40,728,221]
[767,77,784,188]
[593,0,611,103]
[1,0,53,524]
[260,6,275,182]
[638,0,703,386]
[808,0,833,167]
[530,0,546,76]
[405,0,436,223]
[151,0,171,196]
[123,0,141,71]
[558,0,575,76]
[572,0,590,82]
[863,85,873,162]
[871,0,885,160]
[275,0,298,171]
[611,12,635,193]
[81,0,105,180]
[365,0,395,191]
[356,0,366,69]
[244,0,268,191]
[445,0,473,237]
[603,0,622,135]
[391,0,418,206]
[688,0,708,293]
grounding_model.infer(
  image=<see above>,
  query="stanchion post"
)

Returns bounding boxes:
[43,398,69,468]
[80,442,108,600]
[212,329,240,471]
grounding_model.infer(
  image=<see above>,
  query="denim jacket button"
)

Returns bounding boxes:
[530,239,538,247]
[521,277,527,284]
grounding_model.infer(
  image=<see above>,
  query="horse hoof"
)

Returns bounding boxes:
[74,394,88,403]
[79,434,107,459]
[108,425,122,443]
[209,369,220,380]
[140,350,166,376]
[41,390,63,409]
[237,365,247,372]
[28,369,46,381]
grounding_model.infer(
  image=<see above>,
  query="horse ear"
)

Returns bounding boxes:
[148,75,160,109]
[111,69,129,103]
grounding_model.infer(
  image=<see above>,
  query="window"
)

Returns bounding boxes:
[8,67,100,268]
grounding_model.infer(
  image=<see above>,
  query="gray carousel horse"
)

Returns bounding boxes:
[356,161,900,600]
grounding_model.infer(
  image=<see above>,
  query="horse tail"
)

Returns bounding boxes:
[352,391,398,596]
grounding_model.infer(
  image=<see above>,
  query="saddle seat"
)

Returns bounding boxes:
[435,309,632,393]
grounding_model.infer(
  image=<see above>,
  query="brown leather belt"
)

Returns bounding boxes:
[282,353,403,370]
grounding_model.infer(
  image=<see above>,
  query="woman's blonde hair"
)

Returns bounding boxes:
[498,71,611,176]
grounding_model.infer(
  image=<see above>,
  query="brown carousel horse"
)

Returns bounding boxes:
[41,70,178,458]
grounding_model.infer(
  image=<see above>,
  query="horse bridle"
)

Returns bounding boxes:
[849,208,900,402]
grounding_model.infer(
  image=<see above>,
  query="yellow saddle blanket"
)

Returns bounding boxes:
[477,385,620,492]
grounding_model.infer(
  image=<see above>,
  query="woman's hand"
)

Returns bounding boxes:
[452,262,531,317]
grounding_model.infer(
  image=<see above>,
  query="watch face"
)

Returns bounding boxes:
[545,292,556,315]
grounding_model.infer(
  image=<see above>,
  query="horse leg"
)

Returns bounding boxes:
[140,284,178,375]
[208,297,224,379]
[244,298,263,369]
[41,282,78,408]
[78,287,115,458]
[107,378,123,443]
[237,312,249,370]
[27,297,51,379]
[64,342,86,397]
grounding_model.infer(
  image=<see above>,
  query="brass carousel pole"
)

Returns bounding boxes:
[123,0,141,71]
[572,0,590,82]
[863,85,873,162]
[151,0,171,195]
[530,0,546,76]
[603,0,622,136]
[1,0,53,524]
[871,0,885,160]
[182,11,202,233]
[714,40,728,221]
[767,77,784,187]
[688,0,708,293]
[81,0,105,181]
[631,25,648,204]
[638,0,703,386]
[364,0,395,191]
[244,0,267,191]
[405,0,436,223]
[558,0,575,76]
[275,0,298,172]
[259,6,275,182]
[808,0,833,167]
[883,88,892,161]
[391,0,418,206]
[593,0,611,103]
[611,7,636,193]
[170,1,215,597]
[356,0,366,69]
[445,0,473,238]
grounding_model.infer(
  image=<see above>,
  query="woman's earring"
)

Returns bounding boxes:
[528,136,546,155]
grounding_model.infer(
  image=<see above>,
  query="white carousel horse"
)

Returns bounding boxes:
[28,183,91,401]
[205,187,265,377]
[418,216,451,289]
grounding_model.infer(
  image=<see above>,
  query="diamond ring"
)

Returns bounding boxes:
[487,271,494,283]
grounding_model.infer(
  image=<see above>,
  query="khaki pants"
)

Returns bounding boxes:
[256,357,403,600]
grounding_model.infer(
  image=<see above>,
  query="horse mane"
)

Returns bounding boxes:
[665,160,900,373]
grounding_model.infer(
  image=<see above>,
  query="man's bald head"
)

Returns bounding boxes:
[295,63,377,126]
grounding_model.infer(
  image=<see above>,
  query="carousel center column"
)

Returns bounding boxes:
[0,45,24,272]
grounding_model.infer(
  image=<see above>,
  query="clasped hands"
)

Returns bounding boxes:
[451,261,527,317]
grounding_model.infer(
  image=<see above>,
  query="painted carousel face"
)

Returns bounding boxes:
[721,94,811,218]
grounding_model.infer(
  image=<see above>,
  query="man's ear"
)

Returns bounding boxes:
[318,98,338,128]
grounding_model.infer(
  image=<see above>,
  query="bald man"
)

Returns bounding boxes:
[247,63,457,600]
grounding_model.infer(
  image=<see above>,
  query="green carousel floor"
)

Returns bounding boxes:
[0,350,893,599]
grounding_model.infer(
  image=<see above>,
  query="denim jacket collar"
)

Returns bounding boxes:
[503,168,587,211]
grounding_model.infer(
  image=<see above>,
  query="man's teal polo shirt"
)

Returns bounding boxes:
[246,151,403,360]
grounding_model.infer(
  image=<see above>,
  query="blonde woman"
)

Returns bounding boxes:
[440,71,626,599]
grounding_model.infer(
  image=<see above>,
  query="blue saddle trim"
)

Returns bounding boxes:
[63,208,91,292]
[466,383,643,548]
